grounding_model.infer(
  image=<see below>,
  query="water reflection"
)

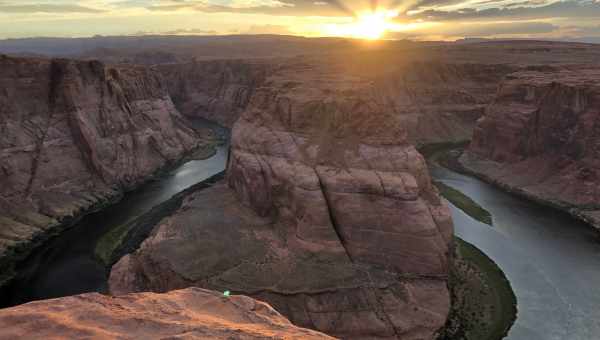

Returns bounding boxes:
[431,164,600,340]
[1,119,229,307]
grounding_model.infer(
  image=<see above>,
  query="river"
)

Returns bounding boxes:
[431,158,600,340]
[3,130,600,340]
[0,119,229,307]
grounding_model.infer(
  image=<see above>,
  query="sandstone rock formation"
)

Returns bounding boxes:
[110,59,454,339]
[157,55,513,144]
[0,55,211,281]
[0,287,333,339]
[157,60,269,127]
[363,61,514,144]
[462,66,600,229]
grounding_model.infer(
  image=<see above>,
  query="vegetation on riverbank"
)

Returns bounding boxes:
[418,141,470,163]
[439,237,517,340]
[434,181,493,226]
[95,171,226,265]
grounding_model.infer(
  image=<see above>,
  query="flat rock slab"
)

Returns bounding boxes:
[0,287,333,339]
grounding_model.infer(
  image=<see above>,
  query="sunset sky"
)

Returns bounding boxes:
[0,0,599,41]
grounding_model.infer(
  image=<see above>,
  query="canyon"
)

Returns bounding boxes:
[1,37,600,340]
[109,57,455,340]
[463,65,600,229]
[0,55,214,285]
[156,55,515,145]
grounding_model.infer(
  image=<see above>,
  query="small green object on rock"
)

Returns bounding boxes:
[223,290,231,297]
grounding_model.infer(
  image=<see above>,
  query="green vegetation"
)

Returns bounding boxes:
[95,171,226,266]
[418,141,470,161]
[434,180,493,226]
[439,237,517,340]
[95,220,135,265]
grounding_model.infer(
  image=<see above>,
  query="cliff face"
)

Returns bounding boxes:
[157,60,269,127]
[0,55,209,266]
[366,61,514,144]
[463,66,600,227]
[158,56,512,144]
[109,60,454,340]
[0,287,333,339]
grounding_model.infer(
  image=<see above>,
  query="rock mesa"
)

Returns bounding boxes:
[110,60,454,339]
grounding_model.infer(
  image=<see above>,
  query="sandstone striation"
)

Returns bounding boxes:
[462,66,600,229]
[0,287,333,339]
[157,54,513,144]
[110,60,454,339]
[157,60,269,127]
[0,55,211,281]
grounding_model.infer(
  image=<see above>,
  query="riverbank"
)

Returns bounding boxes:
[0,138,219,301]
[419,142,493,226]
[440,237,517,340]
[423,140,600,235]
[420,142,517,339]
[423,142,600,233]
[459,152,600,232]
[434,181,492,226]
[95,171,225,265]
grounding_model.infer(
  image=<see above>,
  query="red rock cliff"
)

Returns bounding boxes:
[157,55,512,144]
[157,60,269,127]
[0,55,209,268]
[110,59,454,340]
[463,66,600,228]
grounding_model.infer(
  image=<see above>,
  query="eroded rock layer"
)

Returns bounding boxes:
[110,60,454,339]
[157,60,269,127]
[0,55,210,269]
[462,66,600,228]
[157,55,513,144]
[0,287,333,339]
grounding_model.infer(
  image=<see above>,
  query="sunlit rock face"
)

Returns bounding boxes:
[157,60,269,127]
[157,55,513,144]
[228,60,454,275]
[463,66,600,228]
[0,288,333,339]
[0,55,207,263]
[110,60,453,340]
[364,61,514,145]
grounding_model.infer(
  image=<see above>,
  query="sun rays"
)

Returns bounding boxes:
[323,6,409,40]
[320,0,418,40]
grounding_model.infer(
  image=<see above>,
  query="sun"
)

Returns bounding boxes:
[325,9,400,40]
[353,11,395,39]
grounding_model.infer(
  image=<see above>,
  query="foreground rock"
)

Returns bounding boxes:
[462,66,600,229]
[110,59,454,339]
[0,287,333,339]
[0,55,211,283]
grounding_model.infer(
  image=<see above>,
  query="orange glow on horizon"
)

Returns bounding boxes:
[324,9,402,40]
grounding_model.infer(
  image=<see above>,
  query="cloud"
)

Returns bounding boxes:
[449,21,559,35]
[406,0,600,21]
[133,0,355,16]
[387,20,561,39]
[0,0,599,40]
[0,1,104,13]
[243,24,292,34]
